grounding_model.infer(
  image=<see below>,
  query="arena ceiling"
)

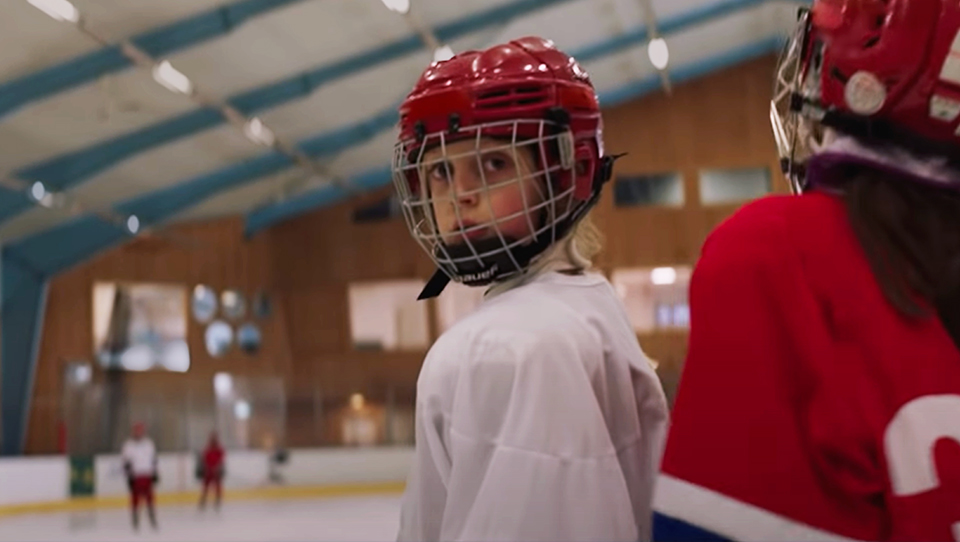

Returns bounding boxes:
[0,0,802,277]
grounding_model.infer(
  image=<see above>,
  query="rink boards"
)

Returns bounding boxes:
[0,446,412,517]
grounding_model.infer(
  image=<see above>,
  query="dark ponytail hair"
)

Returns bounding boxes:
[839,165,960,346]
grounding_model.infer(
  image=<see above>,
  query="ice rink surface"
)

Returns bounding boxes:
[0,494,401,542]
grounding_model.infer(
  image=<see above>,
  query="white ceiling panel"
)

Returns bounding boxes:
[663,2,775,69]
[255,52,426,144]
[0,0,804,239]
[172,166,305,222]
[0,207,75,244]
[254,27,508,145]
[323,129,397,181]
[70,123,268,207]
[412,0,529,30]
[0,67,200,172]
[487,0,628,53]
[166,1,413,99]
[72,0,237,42]
[0,2,99,82]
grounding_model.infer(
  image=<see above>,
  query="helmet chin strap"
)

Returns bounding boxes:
[416,153,622,300]
[417,229,553,301]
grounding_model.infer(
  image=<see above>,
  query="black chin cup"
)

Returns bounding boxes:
[417,235,548,300]
[438,237,523,287]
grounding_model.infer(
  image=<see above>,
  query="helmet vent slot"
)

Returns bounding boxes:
[476,85,548,109]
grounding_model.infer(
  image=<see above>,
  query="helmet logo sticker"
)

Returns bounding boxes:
[844,71,886,115]
[930,95,960,122]
[557,131,575,170]
[939,29,960,85]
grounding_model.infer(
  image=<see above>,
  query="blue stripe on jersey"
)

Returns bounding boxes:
[654,512,734,542]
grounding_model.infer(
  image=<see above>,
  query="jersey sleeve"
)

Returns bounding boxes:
[400,326,641,542]
[397,392,450,542]
[652,203,880,542]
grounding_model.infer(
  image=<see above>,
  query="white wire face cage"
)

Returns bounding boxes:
[771,8,828,193]
[392,119,579,285]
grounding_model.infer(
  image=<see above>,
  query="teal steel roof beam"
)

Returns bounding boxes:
[0,0,578,226]
[242,36,784,236]
[0,0,307,119]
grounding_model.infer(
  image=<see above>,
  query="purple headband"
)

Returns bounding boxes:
[806,135,960,193]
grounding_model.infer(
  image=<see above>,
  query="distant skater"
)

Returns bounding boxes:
[199,431,225,511]
[121,422,158,530]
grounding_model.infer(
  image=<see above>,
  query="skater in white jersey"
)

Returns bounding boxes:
[392,36,669,542]
[121,422,158,530]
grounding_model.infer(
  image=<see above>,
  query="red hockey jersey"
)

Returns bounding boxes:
[653,192,960,541]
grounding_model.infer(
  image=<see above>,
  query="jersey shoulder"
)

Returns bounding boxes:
[701,192,858,277]
[706,191,845,247]
[422,282,602,387]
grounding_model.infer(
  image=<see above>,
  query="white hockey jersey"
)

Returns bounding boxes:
[121,437,157,477]
[397,269,669,542]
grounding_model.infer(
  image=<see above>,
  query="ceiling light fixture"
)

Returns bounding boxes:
[152,60,194,95]
[27,0,80,23]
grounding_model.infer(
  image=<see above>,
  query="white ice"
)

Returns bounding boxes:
[0,494,401,542]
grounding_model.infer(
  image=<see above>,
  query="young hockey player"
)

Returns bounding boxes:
[121,422,158,530]
[654,1,960,540]
[198,431,225,511]
[392,36,669,542]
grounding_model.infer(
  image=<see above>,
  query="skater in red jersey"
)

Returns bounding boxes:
[654,1,960,540]
[199,431,225,511]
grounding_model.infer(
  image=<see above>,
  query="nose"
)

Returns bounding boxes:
[451,163,480,207]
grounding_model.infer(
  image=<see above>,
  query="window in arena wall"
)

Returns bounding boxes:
[436,280,487,333]
[610,266,692,332]
[352,194,402,223]
[92,281,190,373]
[698,167,771,205]
[613,173,685,208]
[348,280,430,351]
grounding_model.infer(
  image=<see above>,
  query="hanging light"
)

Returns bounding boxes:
[433,45,455,63]
[243,117,276,147]
[152,60,194,95]
[651,267,677,285]
[214,372,233,397]
[234,400,251,420]
[29,181,46,202]
[381,0,410,14]
[27,0,80,23]
[648,38,670,70]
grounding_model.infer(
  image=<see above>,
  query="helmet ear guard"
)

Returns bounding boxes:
[572,143,598,201]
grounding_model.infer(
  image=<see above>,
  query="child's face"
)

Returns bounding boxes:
[421,137,546,245]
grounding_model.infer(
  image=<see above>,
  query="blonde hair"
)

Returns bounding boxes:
[566,211,603,271]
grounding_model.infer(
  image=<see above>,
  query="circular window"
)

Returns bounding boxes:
[237,323,262,355]
[252,291,271,319]
[221,290,247,321]
[204,320,234,358]
[191,285,218,323]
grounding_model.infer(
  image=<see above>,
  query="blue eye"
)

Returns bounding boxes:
[428,162,452,183]
[484,156,508,171]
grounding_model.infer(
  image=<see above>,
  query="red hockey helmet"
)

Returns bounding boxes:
[772,0,960,191]
[132,421,146,437]
[392,37,617,297]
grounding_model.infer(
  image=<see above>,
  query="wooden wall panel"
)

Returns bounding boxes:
[27,55,786,453]
[26,218,292,453]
